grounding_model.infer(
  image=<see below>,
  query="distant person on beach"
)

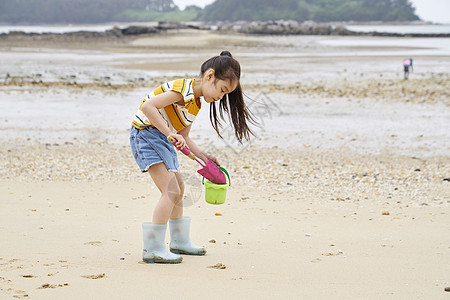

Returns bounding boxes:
[403,58,413,79]
[130,51,256,264]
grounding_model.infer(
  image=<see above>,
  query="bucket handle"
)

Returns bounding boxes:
[202,166,231,186]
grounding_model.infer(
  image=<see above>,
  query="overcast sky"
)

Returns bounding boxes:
[172,0,450,24]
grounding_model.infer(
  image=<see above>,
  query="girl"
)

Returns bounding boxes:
[130,51,255,264]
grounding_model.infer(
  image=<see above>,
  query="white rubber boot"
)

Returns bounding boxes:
[142,223,182,264]
[169,217,206,255]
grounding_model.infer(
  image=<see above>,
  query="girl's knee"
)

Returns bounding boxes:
[166,181,183,203]
[178,181,185,195]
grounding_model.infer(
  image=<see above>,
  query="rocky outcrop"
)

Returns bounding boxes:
[1,20,449,39]
[214,20,450,37]
[217,20,353,35]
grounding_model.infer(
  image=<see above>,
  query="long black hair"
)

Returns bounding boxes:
[200,51,256,143]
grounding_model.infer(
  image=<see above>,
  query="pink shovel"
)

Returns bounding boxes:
[167,136,228,184]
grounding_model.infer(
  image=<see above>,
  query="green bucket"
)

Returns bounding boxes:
[203,167,230,205]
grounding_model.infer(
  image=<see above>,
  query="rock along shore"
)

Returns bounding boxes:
[1,20,449,39]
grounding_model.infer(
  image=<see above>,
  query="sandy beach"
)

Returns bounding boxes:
[0,29,449,299]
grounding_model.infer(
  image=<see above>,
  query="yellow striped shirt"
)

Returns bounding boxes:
[132,79,201,132]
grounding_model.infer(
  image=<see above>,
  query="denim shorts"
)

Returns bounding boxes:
[130,126,180,172]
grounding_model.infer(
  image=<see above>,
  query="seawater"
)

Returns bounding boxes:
[345,24,450,34]
[0,24,119,34]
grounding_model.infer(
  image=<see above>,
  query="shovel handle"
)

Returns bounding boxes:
[167,136,196,160]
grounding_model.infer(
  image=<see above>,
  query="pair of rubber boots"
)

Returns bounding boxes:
[142,216,206,264]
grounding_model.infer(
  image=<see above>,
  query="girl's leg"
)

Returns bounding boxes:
[169,172,184,220]
[147,163,183,224]
[147,164,205,256]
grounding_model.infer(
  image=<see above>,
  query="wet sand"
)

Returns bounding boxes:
[0,29,449,299]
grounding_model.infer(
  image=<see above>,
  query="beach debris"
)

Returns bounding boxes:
[12,290,28,298]
[443,177,450,182]
[209,239,216,243]
[215,212,222,216]
[84,241,102,246]
[445,287,450,292]
[21,274,36,278]
[382,211,390,215]
[134,77,145,84]
[305,233,312,237]
[100,76,111,86]
[38,283,69,289]
[323,252,339,256]
[208,263,226,270]
[67,75,77,85]
[32,73,42,84]
[81,273,105,279]
[322,249,344,256]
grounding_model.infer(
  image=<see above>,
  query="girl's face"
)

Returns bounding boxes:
[202,70,237,103]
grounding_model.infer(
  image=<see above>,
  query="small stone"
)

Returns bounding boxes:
[81,273,105,279]
[207,263,226,269]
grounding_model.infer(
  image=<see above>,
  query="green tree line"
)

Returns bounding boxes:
[199,0,419,22]
[0,0,182,23]
[0,0,419,24]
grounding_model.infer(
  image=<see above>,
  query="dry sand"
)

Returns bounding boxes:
[0,29,449,299]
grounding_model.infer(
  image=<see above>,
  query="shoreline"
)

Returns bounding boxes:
[1,21,450,39]
[1,76,449,104]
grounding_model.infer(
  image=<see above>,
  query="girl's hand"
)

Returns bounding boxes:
[168,133,187,150]
[203,152,220,166]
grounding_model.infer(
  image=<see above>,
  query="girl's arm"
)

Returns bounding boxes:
[178,125,220,166]
[140,90,187,149]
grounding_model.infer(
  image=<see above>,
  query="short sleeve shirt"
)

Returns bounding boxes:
[132,79,202,133]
